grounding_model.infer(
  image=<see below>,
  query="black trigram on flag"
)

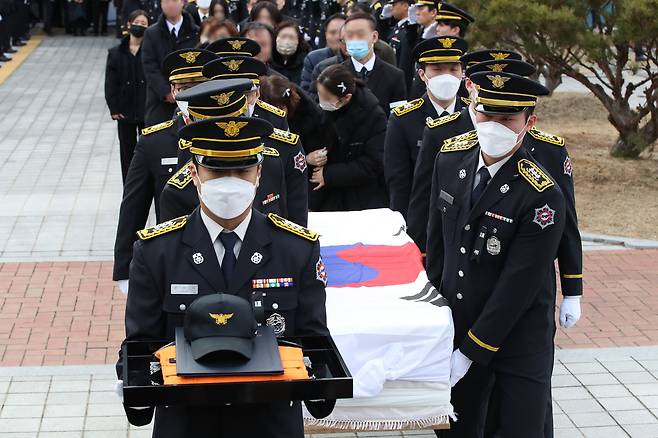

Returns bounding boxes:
[401,281,448,307]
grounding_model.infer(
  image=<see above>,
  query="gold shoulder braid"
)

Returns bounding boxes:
[426,111,461,129]
[460,96,472,106]
[269,128,299,145]
[178,138,192,150]
[267,213,319,241]
[517,159,555,192]
[440,130,478,153]
[256,100,286,117]
[263,146,279,157]
[392,98,424,117]
[137,216,188,240]
[528,127,565,147]
[141,119,174,136]
[167,160,193,189]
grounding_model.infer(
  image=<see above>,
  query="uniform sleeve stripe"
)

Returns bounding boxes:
[562,274,583,279]
[468,330,499,352]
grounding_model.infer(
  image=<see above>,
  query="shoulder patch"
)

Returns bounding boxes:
[426,111,461,129]
[166,160,193,189]
[269,128,299,145]
[460,96,472,106]
[528,127,565,147]
[137,216,188,240]
[440,130,478,153]
[256,100,286,118]
[141,119,174,136]
[178,138,192,150]
[392,98,424,117]
[267,213,319,242]
[517,158,555,192]
[263,146,279,157]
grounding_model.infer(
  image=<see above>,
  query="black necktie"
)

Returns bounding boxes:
[359,66,369,79]
[202,15,207,20]
[439,110,449,118]
[170,27,177,40]
[218,232,238,285]
[471,167,491,208]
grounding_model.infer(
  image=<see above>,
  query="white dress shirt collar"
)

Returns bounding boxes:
[351,52,376,72]
[200,208,252,264]
[166,16,183,36]
[428,96,457,117]
[476,151,513,180]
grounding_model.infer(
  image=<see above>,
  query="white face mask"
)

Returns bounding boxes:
[476,120,527,158]
[319,100,340,112]
[426,74,461,101]
[276,40,298,56]
[196,0,211,8]
[176,100,189,117]
[198,176,257,219]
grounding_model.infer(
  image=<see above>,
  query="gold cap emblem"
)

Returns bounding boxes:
[491,52,511,61]
[437,37,456,49]
[487,74,511,89]
[487,63,507,72]
[222,59,243,72]
[216,120,249,137]
[179,51,201,64]
[210,91,235,106]
[228,40,247,50]
[209,313,234,325]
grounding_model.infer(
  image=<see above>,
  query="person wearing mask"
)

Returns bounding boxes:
[185,0,211,26]
[270,20,309,85]
[116,117,328,438]
[384,36,468,220]
[381,0,414,90]
[300,13,345,92]
[341,12,406,116]
[310,64,388,211]
[241,21,274,67]
[198,17,239,47]
[121,0,161,30]
[141,0,200,125]
[104,9,149,182]
[112,48,217,295]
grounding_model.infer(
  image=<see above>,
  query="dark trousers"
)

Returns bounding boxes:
[117,120,143,183]
[437,358,550,438]
[90,0,107,34]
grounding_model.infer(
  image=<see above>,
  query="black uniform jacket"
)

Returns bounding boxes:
[408,110,583,297]
[104,36,146,123]
[112,115,183,281]
[426,145,565,369]
[118,208,328,437]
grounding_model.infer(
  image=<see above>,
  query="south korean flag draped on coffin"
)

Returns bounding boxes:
[304,209,454,430]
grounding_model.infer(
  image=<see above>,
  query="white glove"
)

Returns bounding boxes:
[449,349,473,387]
[115,380,123,402]
[408,4,417,24]
[559,296,581,328]
[380,3,392,18]
[118,279,129,295]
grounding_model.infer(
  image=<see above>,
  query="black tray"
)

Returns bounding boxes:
[122,335,352,407]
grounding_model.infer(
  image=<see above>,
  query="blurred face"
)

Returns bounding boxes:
[391,1,408,20]
[129,14,148,28]
[277,27,298,45]
[415,5,436,27]
[325,18,345,51]
[245,88,260,105]
[209,25,232,40]
[343,18,377,60]
[191,163,261,186]
[317,82,352,109]
[212,3,226,19]
[161,0,183,20]
[255,9,274,27]
[246,0,257,12]
[475,110,536,134]
[436,22,460,37]
[246,29,272,63]
[419,62,462,81]
[275,0,285,10]
[170,81,196,98]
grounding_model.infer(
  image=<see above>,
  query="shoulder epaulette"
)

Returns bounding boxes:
[426,111,461,129]
[269,128,299,145]
[137,216,188,240]
[528,127,565,147]
[256,100,286,118]
[263,146,279,157]
[517,158,555,192]
[373,2,381,10]
[178,138,192,150]
[440,130,478,153]
[141,119,174,136]
[267,213,319,242]
[460,96,472,106]
[392,98,424,117]
[166,160,193,189]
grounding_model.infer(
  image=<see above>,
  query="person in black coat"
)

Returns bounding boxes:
[104,10,149,182]
[270,19,309,85]
[341,12,406,117]
[141,0,199,125]
[121,0,161,26]
[310,64,388,211]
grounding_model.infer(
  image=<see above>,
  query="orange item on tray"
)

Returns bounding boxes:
[155,344,310,385]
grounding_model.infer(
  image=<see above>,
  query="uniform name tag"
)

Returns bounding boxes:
[161,157,178,166]
[439,190,454,205]
[171,284,198,295]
